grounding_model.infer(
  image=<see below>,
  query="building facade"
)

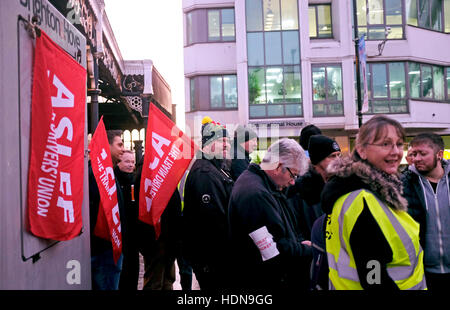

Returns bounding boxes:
[183,0,450,153]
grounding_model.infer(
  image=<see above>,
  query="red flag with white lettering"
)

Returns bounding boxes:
[27,30,86,241]
[139,103,198,238]
[89,117,122,264]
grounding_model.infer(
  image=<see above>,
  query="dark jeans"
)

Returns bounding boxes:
[177,256,193,290]
[91,250,123,290]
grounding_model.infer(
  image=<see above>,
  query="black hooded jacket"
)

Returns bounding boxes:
[231,144,251,181]
[181,153,234,273]
[286,166,325,240]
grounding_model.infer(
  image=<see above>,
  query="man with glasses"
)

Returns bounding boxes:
[227,138,312,289]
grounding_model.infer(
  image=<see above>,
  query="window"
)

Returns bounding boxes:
[446,67,450,99]
[190,78,196,111]
[186,8,235,45]
[187,12,193,45]
[189,75,238,111]
[362,62,408,114]
[312,64,344,116]
[409,62,447,101]
[246,0,302,118]
[210,75,238,108]
[446,0,450,31]
[208,9,235,41]
[356,0,404,39]
[123,128,146,151]
[407,0,450,32]
[309,4,333,38]
[356,62,449,116]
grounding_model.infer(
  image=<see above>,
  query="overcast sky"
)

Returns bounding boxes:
[103,0,185,130]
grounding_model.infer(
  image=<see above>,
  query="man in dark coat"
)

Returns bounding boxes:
[299,124,322,158]
[115,150,139,290]
[228,138,311,289]
[231,124,258,181]
[287,135,341,290]
[89,130,126,290]
[286,135,341,240]
[181,117,234,289]
[134,157,183,290]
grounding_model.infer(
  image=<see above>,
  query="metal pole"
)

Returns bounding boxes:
[88,89,100,132]
[352,0,363,128]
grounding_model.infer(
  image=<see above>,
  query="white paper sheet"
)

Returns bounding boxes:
[249,226,280,261]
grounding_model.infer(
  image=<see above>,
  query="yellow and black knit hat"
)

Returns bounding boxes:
[201,116,228,147]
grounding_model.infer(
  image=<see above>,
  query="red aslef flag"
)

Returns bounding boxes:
[27,30,86,241]
[89,117,122,263]
[139,103,198,238]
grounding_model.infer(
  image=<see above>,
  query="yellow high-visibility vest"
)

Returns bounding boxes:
[326,189,427,290]
[177,170,189,212]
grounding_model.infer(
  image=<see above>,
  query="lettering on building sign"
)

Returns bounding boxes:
[19,0,82,61]
[251,121,304,128]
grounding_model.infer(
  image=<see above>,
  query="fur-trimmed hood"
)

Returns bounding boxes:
[321,156,408,214]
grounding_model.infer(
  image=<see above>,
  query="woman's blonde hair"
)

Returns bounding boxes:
[353,115,405,160]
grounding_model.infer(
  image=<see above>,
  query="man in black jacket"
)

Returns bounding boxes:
[228,138,312,289]
[89,130,126,290]
[115,150,139,290]
[181,117,234,289]
[287,135,341,290]
[286,135,341,240]
[231,124,258,181]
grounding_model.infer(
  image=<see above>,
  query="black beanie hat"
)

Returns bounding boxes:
[308,135,341,165]
[201,116,228,147]
[299,124,322,150]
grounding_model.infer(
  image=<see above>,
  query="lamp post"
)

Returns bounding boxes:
[352,0,363,128]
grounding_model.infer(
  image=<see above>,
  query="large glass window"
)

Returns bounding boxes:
[358,62,448,115]
[358,62,408,114]
[246,0,302,118]
[312,64,344,116]
[356,0,404,39]
[190,75,238,110]
[186,8,235,45]
[309,4,333,38]
[407,0,449,32]
[408,62,448,101]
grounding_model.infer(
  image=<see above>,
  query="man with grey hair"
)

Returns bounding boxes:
[227,138,312,289]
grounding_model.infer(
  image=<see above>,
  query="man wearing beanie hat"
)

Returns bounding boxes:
[288,135,341,289]
[231,124,258,181]
[299,124,322,157]
[286,135,341,289]
[308,135,341,178]
[181,117,234,289]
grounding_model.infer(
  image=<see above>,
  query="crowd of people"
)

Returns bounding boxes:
[88,114,449,291]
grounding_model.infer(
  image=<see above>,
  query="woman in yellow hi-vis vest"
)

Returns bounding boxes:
[321,115,427,290]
